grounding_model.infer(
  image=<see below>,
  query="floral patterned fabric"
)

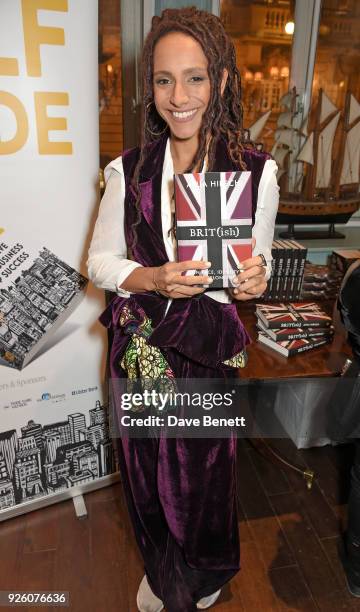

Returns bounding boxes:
[119,304,176,413]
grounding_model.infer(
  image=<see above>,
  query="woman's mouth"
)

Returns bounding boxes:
[170,109,198,122]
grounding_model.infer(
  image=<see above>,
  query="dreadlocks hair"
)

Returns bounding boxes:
[129,6,251,255]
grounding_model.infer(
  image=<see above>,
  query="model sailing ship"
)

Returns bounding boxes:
[248,87,360,238]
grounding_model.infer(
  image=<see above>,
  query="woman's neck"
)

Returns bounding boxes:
[169,136,199,174]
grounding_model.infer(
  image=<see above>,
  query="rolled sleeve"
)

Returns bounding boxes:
[252,159,279,281]
[86,159,143,297]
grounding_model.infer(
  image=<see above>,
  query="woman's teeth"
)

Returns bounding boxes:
[172,110,197,119]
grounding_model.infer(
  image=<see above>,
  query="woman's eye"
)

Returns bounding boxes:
[189,76,204,82]
[155,78,171,85]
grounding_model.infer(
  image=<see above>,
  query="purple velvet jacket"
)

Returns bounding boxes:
[98,135,270,371]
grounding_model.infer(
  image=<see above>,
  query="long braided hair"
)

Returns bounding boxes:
[129,6,250,254]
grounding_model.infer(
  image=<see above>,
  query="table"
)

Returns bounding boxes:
[235,301,353,486]
[237,301,352,380]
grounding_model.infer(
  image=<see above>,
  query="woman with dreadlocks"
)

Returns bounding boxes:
[88,7,279,612]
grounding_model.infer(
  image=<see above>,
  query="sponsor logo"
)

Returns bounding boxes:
[3,398,32,410]
[37,392,66,404]
[71,386,98,396]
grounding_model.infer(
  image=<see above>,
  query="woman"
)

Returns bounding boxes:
[87,8,279,612]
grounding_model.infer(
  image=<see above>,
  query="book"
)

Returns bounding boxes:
[257,320,334,341]
[258,331,333,357]
[263,241,277,301]
[300,262,343,301]
[283,240,299,301]
[174,171,252,288]
[272,240,286,301]
[290,240,307,300]
[255,302,332,329]
[257,240,307,303]
[328,249,360,274]
[277,240,293,301]
[0,234,87,370]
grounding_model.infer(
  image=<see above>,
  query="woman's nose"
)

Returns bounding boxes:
[169,81,189,107]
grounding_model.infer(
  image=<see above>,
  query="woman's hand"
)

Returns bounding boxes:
[153,260,212,298]
[229,238,267,301]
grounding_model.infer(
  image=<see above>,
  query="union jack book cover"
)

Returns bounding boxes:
[174,171,252,288]
[258,332,333,357]
[257,321,335,341]
[256,302,332,329]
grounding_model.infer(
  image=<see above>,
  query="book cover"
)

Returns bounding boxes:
[273,240,286,301]
[257,320,334,341]
[260,241,277,302]
[283,240,299,301]
[277,240,292,301]
[255,302,332,329]
[0,232,88,370]
[290,240,308,300]
[174,171,252,288]
[329,249,360,274]
[257,331,333,357]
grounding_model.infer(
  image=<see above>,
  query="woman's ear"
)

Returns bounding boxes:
[220,68,228,96]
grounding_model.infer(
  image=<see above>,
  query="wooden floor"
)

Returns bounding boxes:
[1,439,360,612]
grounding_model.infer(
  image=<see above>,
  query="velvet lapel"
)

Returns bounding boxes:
[133,135,169,228]
[132,136,241,228]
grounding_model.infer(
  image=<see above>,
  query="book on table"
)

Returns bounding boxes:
[257,320,335,341]
[258,240,308,302]
[255,302,332,329]
[258,331,333,357]
[174,170,253,289]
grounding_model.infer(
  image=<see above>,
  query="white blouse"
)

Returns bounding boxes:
[87,139,279,305]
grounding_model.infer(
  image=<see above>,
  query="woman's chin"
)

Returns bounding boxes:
[169,126,200,142]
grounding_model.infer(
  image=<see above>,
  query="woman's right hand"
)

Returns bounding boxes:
[152,260,212,298]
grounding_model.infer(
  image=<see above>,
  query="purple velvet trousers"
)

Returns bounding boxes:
[113,347,240,612]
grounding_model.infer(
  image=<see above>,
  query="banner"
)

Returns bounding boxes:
[0,0,113,512]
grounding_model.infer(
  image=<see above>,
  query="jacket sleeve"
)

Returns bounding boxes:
[86,157,143,297]
[252,159,280,281]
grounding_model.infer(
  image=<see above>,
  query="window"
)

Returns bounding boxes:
[220,0,293,152]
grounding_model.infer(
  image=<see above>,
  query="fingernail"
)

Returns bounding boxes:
[232,278,239,286]
[208,277,213,283]
[233,289,238,294]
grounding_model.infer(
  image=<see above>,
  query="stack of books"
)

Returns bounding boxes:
[301,262,343,301]
[260,240,308,302]
[328,249,360,275]
[256,302,334,357]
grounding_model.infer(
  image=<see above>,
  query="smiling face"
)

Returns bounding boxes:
[152,32,212,147]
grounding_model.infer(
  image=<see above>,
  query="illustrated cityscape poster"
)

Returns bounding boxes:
[0,1,108,517]
[0,399,116,511]
[0,228,115,513]
[0,230,88,370]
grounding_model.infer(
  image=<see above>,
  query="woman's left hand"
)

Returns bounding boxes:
[229,238,267,301]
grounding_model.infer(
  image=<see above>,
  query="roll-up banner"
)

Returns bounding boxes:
[0,0,112,516]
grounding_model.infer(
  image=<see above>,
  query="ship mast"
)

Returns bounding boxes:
[332,92,360,198]
[271,87,308,194]
[301,89,340,200]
